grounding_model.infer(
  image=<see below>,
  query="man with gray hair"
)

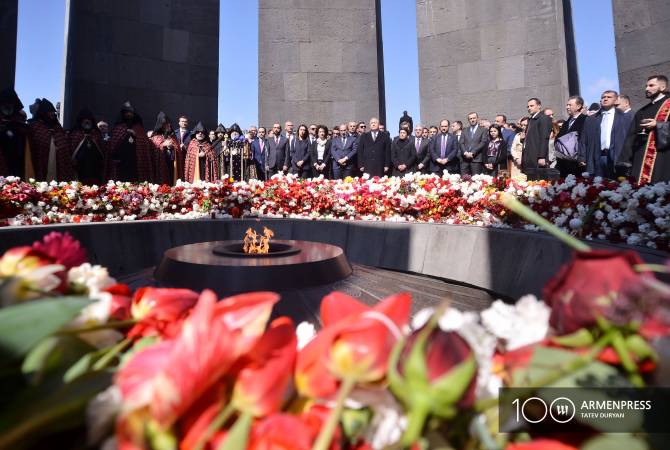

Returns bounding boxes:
[356,117,391,177]
[331,123,358,179]
[412,124,430,173]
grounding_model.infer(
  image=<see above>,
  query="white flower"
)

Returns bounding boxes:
[295,321,316,350]
[481,295,549,351]
[347,387,407,450]
[68,263,116,295]
[67,293,123,348]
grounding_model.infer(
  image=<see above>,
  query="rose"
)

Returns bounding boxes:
[542,250,651,335]
[389,322,477,446]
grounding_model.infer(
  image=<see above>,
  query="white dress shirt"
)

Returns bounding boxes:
[600,108,614,150]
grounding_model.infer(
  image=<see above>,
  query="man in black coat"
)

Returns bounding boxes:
[578,90,632,179]
[459,112,488,175]
[357,117,391,177]
[522,98,553,173]
[331,124,358,179]
[265,123,287,177]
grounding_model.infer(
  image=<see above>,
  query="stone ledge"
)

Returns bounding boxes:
[1,219,665,300]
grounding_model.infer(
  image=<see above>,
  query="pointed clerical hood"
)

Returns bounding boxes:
[28,98,40,120]
[36,98,56,119]
[215,123,227,134]
[117,100,143,126]
[0,87,24,112]
[153,111,173,134]
[399,110,413,132]
[74,108,96,130]
[192,121,207,136]
[227,122,243,139]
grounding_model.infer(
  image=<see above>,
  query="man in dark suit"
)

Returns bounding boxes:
[175,116,193,155]
[265,123,287,177]
[282,121,295,171]
[426,120,457,175]
[459,112,488,175]
[251,126,268,180]
[412,124,431,173]
[579,90,633,178]
[331,124,358,179]
[357,117,391,177]
[522,98,553,173]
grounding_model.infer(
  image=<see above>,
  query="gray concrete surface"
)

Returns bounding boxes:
[416,0,578,125]
[258,0,384,127]
[612,0,670,109]
[0,0,17,90]
[1,218,666,300]
[61,0,219,129]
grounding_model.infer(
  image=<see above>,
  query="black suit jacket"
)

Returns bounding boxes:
[522,112,553,169]
[356,131,391,177]
[391,138,417,176]
[266,134,287,169]
[410,135,430,171]
[460,126,489,162]
[309,140,332,177]
[429,133,458,172]
[579,108,631,174]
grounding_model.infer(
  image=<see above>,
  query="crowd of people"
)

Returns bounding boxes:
[1,74,668,186]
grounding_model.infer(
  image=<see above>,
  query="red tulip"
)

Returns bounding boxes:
[247,414,314,450]
[295,292,411,398]
[543,250,651,334]
[116,290,279,429]
[127,287,199,339]
[232,317,297,417]
[32,231,87,269]
[505,439,577,450]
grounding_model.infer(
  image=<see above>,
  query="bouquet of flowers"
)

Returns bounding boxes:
[0,199,669,450]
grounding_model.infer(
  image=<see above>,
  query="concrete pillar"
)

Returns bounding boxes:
[0,0,18,90]
[612,0,670,109]
[62,0,219,129]
[258,0,385,128]
[416,0,576,125]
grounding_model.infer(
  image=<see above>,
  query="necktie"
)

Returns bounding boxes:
[275,136,278,145]
[416,138,421,153]
[470,127,475,138]
[440,135,446,158]
[342,136,346,147]
[372,132,377,141]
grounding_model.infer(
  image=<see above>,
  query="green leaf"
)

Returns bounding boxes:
[22,335,95,382]
[581,434,648,450]
[0,297,92,364]
[430,356,477,411]
[341,408,372,442]
[625,334,657,362]
[217,411,253,450]
[0,371,112,449]
[551,328,594,348]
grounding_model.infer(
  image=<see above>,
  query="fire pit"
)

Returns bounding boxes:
[154,227,352,296]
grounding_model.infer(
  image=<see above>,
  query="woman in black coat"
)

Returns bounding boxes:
[309,125,332,179]
[483,124,508,177]
[391,128,416,177]
[290,124,311,178]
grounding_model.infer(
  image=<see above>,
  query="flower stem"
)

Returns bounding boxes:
[499,193,591,252]
[611,330,644,387]
[312,377,356,450]
[401,398,431,447]
[194,402,236,450]
[57,319,137,335]
[92,337,131,371]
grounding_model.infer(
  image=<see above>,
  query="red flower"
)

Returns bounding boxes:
[32,231,87,269]
[116,290,279,429]
[505,439,577,450]
[247,414,315,450]
[542,251,650,334]
[295,292,411,398]
[127,287,200,339]
[232,317,297,417]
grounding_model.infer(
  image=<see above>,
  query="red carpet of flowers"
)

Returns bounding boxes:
[1,174,669,251]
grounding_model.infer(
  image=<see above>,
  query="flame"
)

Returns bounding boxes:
[243,227,274,254]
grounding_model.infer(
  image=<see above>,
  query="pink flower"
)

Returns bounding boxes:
[32,231,87,269]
